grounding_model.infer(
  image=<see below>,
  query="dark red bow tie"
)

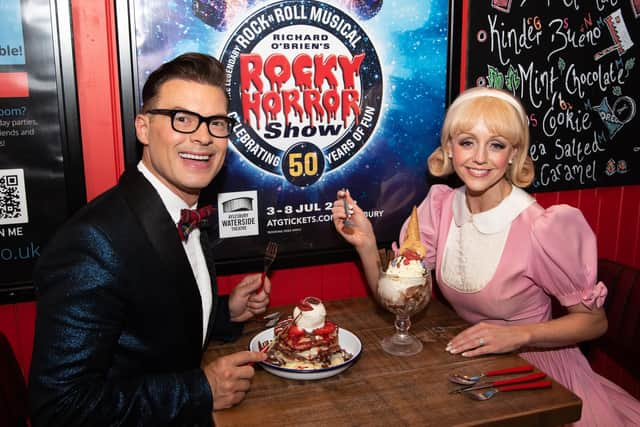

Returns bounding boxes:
[177,205,215,242]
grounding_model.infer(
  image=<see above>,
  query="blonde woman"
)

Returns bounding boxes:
[333,87,640,426]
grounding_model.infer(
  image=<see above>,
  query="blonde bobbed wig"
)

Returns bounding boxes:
[428,86,535,188]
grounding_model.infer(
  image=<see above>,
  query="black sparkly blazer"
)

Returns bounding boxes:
[29,168,241,427]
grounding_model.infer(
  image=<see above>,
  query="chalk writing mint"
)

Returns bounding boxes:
[0,168,29,225]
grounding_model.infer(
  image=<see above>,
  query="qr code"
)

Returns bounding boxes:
[0,168,29,225]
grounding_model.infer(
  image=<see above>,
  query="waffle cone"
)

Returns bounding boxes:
[398,206,426,258]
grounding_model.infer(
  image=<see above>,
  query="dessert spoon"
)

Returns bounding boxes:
[340,188,354,227]
[448,364,534,385]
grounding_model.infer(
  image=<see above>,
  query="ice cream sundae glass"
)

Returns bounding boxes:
[377,207,431,356]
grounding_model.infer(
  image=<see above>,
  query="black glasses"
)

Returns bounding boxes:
[146,109,236,138]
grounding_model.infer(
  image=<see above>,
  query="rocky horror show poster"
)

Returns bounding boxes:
[131,0,450,262]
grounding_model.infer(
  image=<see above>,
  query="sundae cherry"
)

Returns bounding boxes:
[297,296,321,311]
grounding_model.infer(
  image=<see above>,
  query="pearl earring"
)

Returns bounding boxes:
[509,159,513,165]
[447,152,453,159]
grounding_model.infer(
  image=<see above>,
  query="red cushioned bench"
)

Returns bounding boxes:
[584,259,640,400]
[0,331,28,427]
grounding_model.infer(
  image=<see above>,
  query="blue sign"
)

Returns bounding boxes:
[0,0,25,65]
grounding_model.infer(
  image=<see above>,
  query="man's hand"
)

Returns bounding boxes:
[203,351,267,410]
[228,273,270,322]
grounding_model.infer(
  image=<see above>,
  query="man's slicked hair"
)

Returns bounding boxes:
[140,52,228,112]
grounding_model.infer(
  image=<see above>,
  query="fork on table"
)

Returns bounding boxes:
[257,241,278,294]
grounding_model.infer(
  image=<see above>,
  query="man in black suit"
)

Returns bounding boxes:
[29,53,270,426]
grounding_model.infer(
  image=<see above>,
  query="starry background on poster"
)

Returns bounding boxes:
[131,0,450,262]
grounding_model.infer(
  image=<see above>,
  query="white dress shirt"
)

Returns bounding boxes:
[137,162,212,345]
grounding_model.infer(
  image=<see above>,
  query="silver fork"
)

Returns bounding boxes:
[258,241,278,293]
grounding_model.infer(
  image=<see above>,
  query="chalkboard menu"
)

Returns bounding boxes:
[463,0,639,192]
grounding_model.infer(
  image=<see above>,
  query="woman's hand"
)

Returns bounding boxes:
[331,189,376,251]
[331,188,384,294]
[445,322,530,357]
[228,274,270,322]
[446,302,607,357]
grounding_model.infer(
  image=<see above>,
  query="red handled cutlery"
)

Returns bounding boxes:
[448,364,535,385]
[449,372,547,394]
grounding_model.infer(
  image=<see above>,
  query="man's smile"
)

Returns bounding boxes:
[179,152,212,161]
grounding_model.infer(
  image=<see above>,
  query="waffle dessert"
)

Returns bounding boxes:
[261,297,353,369]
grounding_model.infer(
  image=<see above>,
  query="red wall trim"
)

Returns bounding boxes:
[0,72,29,98]
[71,0,124,200]
[459,0,469,89]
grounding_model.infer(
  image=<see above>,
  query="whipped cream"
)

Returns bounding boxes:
[385,255,426,277]
[378,273,427,303]
[293,297,326,333]
[378,254,428,304]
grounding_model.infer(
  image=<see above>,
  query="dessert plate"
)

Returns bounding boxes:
[248,327,362,380]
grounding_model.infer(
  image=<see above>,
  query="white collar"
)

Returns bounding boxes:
[452,185,535,234]
[137,161,196,224]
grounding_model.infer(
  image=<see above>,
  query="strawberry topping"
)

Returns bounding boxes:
[313,320,336,336]
[401,249,422,261]
[288,325,305,337]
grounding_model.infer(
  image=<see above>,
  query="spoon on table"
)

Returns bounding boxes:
[465,380,552,401]
[448,364,534,386]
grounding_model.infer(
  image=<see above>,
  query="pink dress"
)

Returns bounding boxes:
[403,185,640,426]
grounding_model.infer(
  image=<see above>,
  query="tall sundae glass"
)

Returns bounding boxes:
[376,207,432,356]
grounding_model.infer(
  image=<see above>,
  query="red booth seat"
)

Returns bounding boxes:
[0,331,28,426]
[585,259,640,400]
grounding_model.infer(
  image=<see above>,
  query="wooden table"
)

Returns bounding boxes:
[205,297,582,426]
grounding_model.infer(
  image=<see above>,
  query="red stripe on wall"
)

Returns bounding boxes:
[0,72,29,98]
[459,0,469,89]
[71,0,125,200]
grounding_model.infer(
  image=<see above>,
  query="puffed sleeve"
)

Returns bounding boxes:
[530,205,607,309]
[398,184,453,270]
